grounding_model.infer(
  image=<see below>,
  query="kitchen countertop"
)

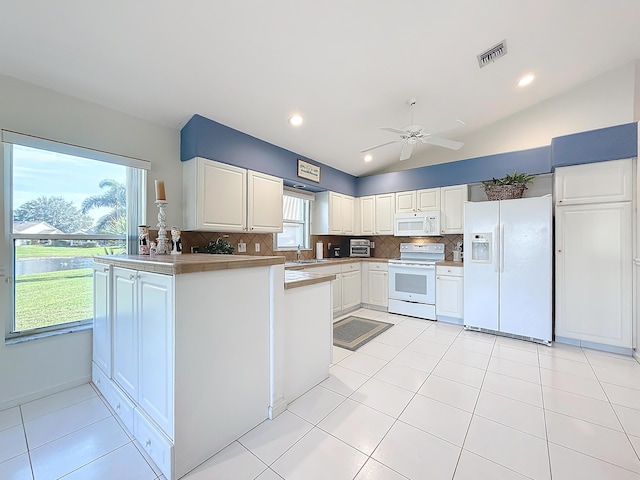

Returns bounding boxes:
[284,270,337,290]
[94,253,285,275]
[285,257,391,270]
[436,260,464,267]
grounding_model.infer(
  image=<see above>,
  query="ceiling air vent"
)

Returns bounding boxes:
[477,40,507,68]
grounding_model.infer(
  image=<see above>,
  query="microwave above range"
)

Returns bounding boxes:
[394,211,441,236]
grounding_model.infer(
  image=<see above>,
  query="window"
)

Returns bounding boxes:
[275,192,311,250]
[4,131,148,339]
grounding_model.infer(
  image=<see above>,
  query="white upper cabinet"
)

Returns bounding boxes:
[395,191,416,213]
[359,196,375,235]
[247,170,283,232]
[395,188,440,213]
[312,191,355,235]
[183,157,283,232]
[417,188,441,211]
[554,158,633,205]
[374,193,395,235]
[440,185,468,234]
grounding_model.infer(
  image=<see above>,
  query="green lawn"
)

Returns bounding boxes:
[16,244,122,259]
[15,268,93,331]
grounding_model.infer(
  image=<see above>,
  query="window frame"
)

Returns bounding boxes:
[3,131,149,341]
[274,190,313,251]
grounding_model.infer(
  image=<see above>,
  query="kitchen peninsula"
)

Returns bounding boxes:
[91,253,334,480]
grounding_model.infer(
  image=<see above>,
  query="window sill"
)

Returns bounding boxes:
[5,323,92,345]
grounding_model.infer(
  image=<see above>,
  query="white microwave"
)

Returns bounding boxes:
[394,211,441,236]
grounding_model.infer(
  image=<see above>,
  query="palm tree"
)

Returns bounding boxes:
[81,179,126,234]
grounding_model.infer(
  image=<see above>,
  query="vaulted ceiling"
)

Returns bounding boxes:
[1,1,639,176]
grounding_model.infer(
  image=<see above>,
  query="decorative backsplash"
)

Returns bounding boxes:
[151,230,464,262]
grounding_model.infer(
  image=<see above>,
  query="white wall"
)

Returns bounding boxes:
[380,62,637,173]
[0,74,181,409]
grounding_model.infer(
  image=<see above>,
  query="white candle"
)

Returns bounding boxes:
[155,180,166,201]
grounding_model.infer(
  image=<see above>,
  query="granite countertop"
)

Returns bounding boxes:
[94,253,285,275]
[436,260,464,267]
[285,257,392,270]
[284,270,337,290]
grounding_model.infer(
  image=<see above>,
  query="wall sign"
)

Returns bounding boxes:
[297,159,321,183]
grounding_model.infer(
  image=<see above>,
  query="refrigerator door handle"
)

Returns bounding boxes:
[500,223,505,273]
[493,224,500,273]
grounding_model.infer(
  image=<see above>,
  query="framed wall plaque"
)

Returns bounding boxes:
[297,159,321,183]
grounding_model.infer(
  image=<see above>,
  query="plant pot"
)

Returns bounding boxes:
[484,184,526,201]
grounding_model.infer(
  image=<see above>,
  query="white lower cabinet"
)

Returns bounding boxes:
[341,263,361,310]
[361,262,388,308]
[436,265,464,323]
[93,263,275,480]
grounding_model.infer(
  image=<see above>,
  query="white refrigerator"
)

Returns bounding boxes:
[463,195,552,343]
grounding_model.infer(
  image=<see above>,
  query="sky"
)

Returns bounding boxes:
[12,144,126,225]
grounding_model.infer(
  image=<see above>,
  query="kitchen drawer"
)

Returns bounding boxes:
[310,264,341,276]
[436,265,463,276]
[92,362,110,399]
[109,382,135,434]
[134,409,173,479]
[341,262,361,273]
[368,262,388,272]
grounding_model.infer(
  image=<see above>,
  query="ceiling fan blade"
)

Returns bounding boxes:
[380,127,409,136]
[360,139,400,153]
[422,135,464,150]
[433,118,466,133]
[399,141,415,161]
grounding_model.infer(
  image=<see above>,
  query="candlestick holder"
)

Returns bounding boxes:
[155,200,169,254]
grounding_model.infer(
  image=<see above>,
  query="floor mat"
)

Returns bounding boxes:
[333,316,393,351]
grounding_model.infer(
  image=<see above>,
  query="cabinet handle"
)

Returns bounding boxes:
[116,403,121,410]
[103,267,109,273]
[557,249,562,253]
[146,439,152,447]
[129,274,136,280]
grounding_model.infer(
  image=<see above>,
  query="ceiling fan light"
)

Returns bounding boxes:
[518,74,535,87]
[288,114,304,126]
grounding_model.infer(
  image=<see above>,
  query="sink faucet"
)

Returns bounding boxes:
[296,244,301,262]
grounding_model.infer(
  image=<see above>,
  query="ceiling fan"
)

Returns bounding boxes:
[361,97,465,161]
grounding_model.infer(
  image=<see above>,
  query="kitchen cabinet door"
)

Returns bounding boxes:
[360,196,375,235]
[329,192,343,234]
[555,158,632,206]
[368,270,388,307]
[92,263,111,377]
[332,274,343,314]
[436,270,463,319]
[341,194,355,235]
[555,202,632,347]
[247,170,283,232]
[417,188,440,211]
[183,158,247,231]
[441,185,468,234]
[395,191,416,213]
[112,267,139,401]
[374,193,395,235]
[342,270,361,310]
[138,272,174,438]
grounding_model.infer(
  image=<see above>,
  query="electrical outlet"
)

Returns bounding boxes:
[371,241,375,249]
[255,243,260,252]
[237,242,246,253]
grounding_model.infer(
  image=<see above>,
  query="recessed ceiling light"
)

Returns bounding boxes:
[288,114,304,126]
[518,74,535,87]
[364,154,373,162]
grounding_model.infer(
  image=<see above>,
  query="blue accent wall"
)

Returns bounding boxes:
[551,122,638,168]
[181,114,638,197]
[356,147,551,196]
[181,114,357,196]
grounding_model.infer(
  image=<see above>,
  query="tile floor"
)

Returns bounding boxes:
[2,308,640,479]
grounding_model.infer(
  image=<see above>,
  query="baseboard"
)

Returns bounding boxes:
[0,375,91,411]
[555,336,633,356]
[634,350,640,365]
[269,397,287,419]
[360,303,388,313]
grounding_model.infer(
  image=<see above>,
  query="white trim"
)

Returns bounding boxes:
[284,187,316,201]
[2,130,151,170]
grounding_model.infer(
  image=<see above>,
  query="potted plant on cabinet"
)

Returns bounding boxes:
[482,171,535,200]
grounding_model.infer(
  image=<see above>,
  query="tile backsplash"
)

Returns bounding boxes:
[151,230,463,261]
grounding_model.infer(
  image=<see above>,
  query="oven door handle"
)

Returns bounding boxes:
[388,263,436,269]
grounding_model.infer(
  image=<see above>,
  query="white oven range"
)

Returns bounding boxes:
[388,243,445,320]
